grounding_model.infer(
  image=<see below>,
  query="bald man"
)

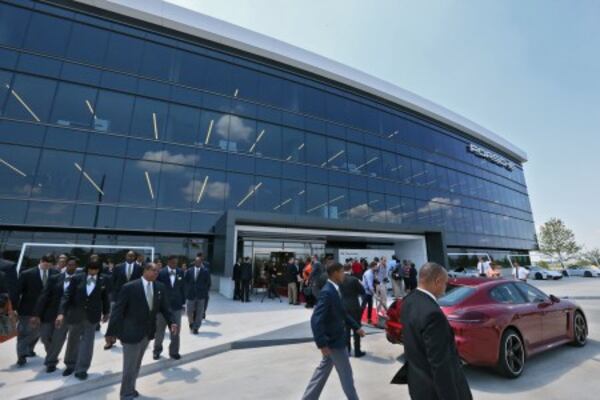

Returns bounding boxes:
[398,262,472,400]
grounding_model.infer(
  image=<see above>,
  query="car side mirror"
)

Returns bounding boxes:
[549,294,560,303]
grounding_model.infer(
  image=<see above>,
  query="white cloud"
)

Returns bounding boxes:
[137,150,198,172]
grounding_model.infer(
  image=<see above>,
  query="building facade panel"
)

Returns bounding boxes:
[0,0,536,273]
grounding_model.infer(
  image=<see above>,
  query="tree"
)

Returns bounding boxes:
[581,248,600,266]
[538,218,581,269]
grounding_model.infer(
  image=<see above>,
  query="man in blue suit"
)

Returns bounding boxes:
[302,262,365,400]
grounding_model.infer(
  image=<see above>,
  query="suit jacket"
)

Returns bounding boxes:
[16,267,58,316]
[111,262,142,298]
[339,274,365,324]
[106,279,173,344]
[400,290,472,400]
[183,266,211,300]
[34,272,76,323]
[309,262,327,288]
[232,263,241,281]
[60,273,110,325]
[285,263,298,284]
[0,263,18,307]
[240,262,252,281]
[311,281,361,349]
[157,267,186,310]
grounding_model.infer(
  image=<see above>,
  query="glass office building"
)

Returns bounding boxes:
[0,0,536,295]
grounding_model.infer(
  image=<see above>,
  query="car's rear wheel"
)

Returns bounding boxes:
[584,271,592,278]
[535,272,543,280]
[498,329,525,378]
[572,311,588,347]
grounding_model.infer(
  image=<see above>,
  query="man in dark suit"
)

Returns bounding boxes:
[106,263,177,400]
[196,253,211,319]
[106,251,142,350]
[309,255,326,301]
[153,255,184,360]
[232,258,242,301]
[184,256,210,334]
[0,259,19,310]
[240,257,253,303]
[339,263,366,358]
[15,254,58,366]
[55,260,110,380]
[302,262,365,400]
[399,262,472,400]
[33,256,79,373]
[286,257,299,305]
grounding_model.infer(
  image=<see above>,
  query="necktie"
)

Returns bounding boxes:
[146,282,153,311]
[87,276,95,285]
[194,267,198,281]
[169,270,176,276]
[42,270,48,287]
[126,264,132,281]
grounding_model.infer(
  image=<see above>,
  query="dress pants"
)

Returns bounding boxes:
[186,299,205,330]
[391,279,404,298]
[346,325,362,355]
[120,337,149,400]
[287,282,298,304]
[240,280,250,302]
[203,296,209,319]
[154,309,182,356]
[70,319,97,374]
[302,347,359,400]
[39,322,55,354]
[17,315,40,358]
[233,279,241,300]
[44,322,77,369]
[376,283,388,307]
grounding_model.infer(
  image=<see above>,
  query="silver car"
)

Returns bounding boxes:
[448,266,479,278]
[565,265,600,278]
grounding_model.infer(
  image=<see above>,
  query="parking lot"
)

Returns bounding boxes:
[61,276,600,400]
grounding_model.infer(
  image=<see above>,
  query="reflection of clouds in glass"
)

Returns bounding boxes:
[346,203,369,219]
[15,183,41,196]
[138,150,198,172]
[416,197,461,215]
[369,210,394,223]
[217,115,253,141]
[182,179,230,202]
[45,203,69,215]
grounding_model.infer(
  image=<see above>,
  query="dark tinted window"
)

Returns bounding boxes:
[489,284,527,304]
[4,74,57,123]
[24,12,72,56]
[514,282,549,303]
[66,23,109,65]
[104,32,144,74]
[0,4,30,47]
[438,286,476,307]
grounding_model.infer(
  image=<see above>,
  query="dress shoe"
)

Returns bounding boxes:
[26,351,37,358]
[104,343,114,350]
[193,328,199,334]
[46,365,57,373]
[74,371,88,380]
[170,354,181,360]
[133,390,139,398]
[63,368,74,376]
[16,357,26,367]
[153,352,160,360]
[355,350,367,358]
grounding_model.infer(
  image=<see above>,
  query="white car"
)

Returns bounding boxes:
[448,267,479,278]
[526,266,563,280]
[565,265,600,278]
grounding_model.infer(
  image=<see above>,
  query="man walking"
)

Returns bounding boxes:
[399,262,472,400]
[15,254,58,366]
[106,263,176,400]
[196,253,211,319]
[56,261,110,380]
[232,258,242,300]
[33,256,79,373]
[184,256,211,334]
[361,262,378,324]
[240,257,252,303]
[286,257,299,305]
[153,255,184,360]
[106,251,142,350]
[339,264,366,358]
[302,262,365,400]
[309,255,326,301]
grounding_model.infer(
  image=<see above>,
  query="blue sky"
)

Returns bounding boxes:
[170,0,600,249]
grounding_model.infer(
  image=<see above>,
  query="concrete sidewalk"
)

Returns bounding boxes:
[0,293,313,400]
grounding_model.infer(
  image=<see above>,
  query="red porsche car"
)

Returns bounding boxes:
[386,277,588,378]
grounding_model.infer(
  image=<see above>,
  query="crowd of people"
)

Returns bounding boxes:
[0,251,211,400]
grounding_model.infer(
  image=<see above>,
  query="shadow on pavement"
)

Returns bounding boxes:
[465,339,600,394]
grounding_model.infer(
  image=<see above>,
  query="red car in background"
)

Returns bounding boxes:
[386,277,588,378]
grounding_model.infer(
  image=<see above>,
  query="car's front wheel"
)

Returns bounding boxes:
[535,272,543,280]
[571,311,588,347]
[498,329,525,378]
[584,271,592,278]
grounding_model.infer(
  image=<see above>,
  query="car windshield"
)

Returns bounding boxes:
[438,286,476,307]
